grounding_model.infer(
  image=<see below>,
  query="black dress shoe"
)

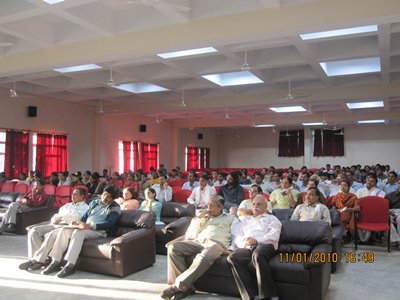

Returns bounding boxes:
[41,261,61,275]
[29,260,46,270]
[161,286,181,300]
[5,223,16,233]
[56,265,76,278]
[174,288,195,299]
[19,260,34,270]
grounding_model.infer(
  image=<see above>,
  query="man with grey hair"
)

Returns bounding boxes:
[162,195,240,300]
[228,195,282,300]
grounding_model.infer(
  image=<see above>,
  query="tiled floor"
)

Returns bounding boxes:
[0,233,399,300]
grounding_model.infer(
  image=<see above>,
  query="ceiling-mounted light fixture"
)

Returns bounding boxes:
[107,66,117,87]
[98,98,104,114]
[156,115,162,124]
[10,82,18,98]
[241,46,251,71]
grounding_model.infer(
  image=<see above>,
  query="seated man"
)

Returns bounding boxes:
[291,187,331,225]
[187,174,216,209]
[182,172,199,191]
[42,185,121,278]
[212,172,227,187]
[356,173,386,198]
[18,188,89,271]
[238,185,272,220]
[162,195,240,300]
[0,179,48,234]
[228,195,282,300]
[152,175,172,204]
[219,171,244,211]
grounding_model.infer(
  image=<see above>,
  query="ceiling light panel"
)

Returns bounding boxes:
[114,83,168,93]
[320,57,381,76]
[302,122,327,126]
[346,101,384,109]
[202,71,263,87]
[43,0,65,4]
[357,119,386,124]
[300,25,378,40]
[54,64,101,73]
[254,124,275,128]
[158,47,218,59]
[270,106,307,113]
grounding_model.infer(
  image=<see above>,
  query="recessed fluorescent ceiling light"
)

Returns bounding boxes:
[270,106,306,113]
[43,0,65,4]
[358,119,385,124]
[115,83,168,93]
[302,122,327,126]
[202,71,263,87]
[254,124,275,128]
[158,47,218,59]
[300,25,377,40]
[346,101,384,109]
[54,64,101,73]
[320,57,380,76]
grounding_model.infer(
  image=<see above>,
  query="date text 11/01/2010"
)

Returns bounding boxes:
[278,252,375,264]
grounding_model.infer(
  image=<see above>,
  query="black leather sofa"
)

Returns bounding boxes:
[0,192,56,234]
[156,202,195,254]
[178,220,332,300]
[272,208,344,273]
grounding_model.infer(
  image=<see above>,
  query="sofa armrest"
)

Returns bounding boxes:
[164,217,192,233]
[110,228,151,246]
[304,243,332,269]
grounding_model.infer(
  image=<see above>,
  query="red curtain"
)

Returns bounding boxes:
[122,141,132,172]
[133,141,139,171]
[199,147,210,169]
[278,130,304,157]
[313,129,344,157]
[36,133,67,177]
[4,130,29,179]
[186,146,199,171]
[141,143,158,173]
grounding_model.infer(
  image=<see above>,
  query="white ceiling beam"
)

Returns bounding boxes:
[378,24,391,84]
[0,26,52,47]
[151,3,189,23]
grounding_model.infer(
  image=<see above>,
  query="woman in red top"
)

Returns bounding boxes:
[109,172,123,190]
[123,173,138,191]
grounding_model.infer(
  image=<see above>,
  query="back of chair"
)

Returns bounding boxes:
[14,183,28,194]
[1,182,16,192]
[172,186,182,194]
[44,184,56,196]
[358,196,389,224]
[54,185,72,208]
[173,189,192,203]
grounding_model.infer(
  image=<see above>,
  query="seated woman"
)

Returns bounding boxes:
[332,179,359,238]
[116,187,139,211]
[270,177,300,209]
[139,187,163,223]
[109,172,123,190]
[123,173,138,191]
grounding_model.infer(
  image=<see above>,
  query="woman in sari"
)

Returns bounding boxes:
[332,179,359,238]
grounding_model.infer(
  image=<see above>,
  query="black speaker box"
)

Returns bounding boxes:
[139,124,147,132]
[28,106,37,117]
[198,133,203,140]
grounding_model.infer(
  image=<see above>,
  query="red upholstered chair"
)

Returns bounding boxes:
[14,183,28,194]
[54,185,72,208]
[168,180,183,187]
[71,185,89,201]
[263,193,270,200]
[172,186,182,194]
[243,189,250,200]
[44,184,56,196]
[173,189,192,203]
[355,196,390,253]
[0,183,3,192]
[214,185,221,194]
[27,184,34,193]
[1,182,16,192]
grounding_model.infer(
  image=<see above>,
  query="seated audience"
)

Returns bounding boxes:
[81,170,91,186]
[238,185,272,220]
[70,173,83,187]
[169,169,181,180]
[150,170,161,185]
[18,173,30,185]
[182,172,199,191]
[345,170,363,192]
[123,173,138,191]
[291,187,331,225]
[384,171,398,194]
[18,188,89,271]
[297,172,310,193]
[41,185,121,278]
[300,178,327,205]
[109,172,123,189]
[212,172,227,187]
[0,179,48,234]
[138,173,153,200]
[139,187,163,222]
[26,170,35,184]
[187,174,216,209]
[356,173,386,198]
[251,172,270,194]
[219,171,244,211]
[161,195,240,300]
[266,172,281,194]
[228,195,282,300]
[102,168,110,181]
[153,175,173,204]
[269,177,300,209]
[57,171,71,187]
[0,172,8,183]
[239,170,252,185]
[116,187,139,211]
[87,172,101,195]
[48,172,59,186]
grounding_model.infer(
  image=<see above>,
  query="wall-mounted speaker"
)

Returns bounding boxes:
[28,106,37,117]
[198,133,203,140]
[139,124,147,132]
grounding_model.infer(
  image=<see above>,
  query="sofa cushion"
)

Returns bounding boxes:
[113,210,156,236]
[279,220,332,246]
[278,243,312,254]
[270,256,310,285]
[0,192,20,206]
[161,217,179,225]
[81,237,114,259]
[161,202,195,219]
[272,208,294,221]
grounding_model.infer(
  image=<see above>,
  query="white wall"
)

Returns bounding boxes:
[0,90,95,173]
[216,125,400,169]
[177,128,219,170]
[98,114,174,173]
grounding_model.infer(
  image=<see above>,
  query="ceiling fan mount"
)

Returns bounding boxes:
[240,47,251,71]
[281,80,311,101]
[107,66,118,87]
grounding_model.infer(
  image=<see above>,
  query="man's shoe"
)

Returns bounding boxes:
[29,261,46,270]
[5,223,16,233]
[19,260,34,270]
[174,288,195,299]
[161,286,181,300]
[41,261,61,275]
[56,265,76,278]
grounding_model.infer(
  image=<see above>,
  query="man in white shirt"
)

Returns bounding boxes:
[187,174,216,209]
[238,185,272,220]
[153,175,172,204]
[182,172,199,191]
[57,171,71,187]
[297,172,310,193]
[291,187,331,225]
[228,195,282,300]
[18,187,89,271]
[251,172,270,194]
[356,174,386,198]
[212,172,227,187]
[384,171,398,194]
